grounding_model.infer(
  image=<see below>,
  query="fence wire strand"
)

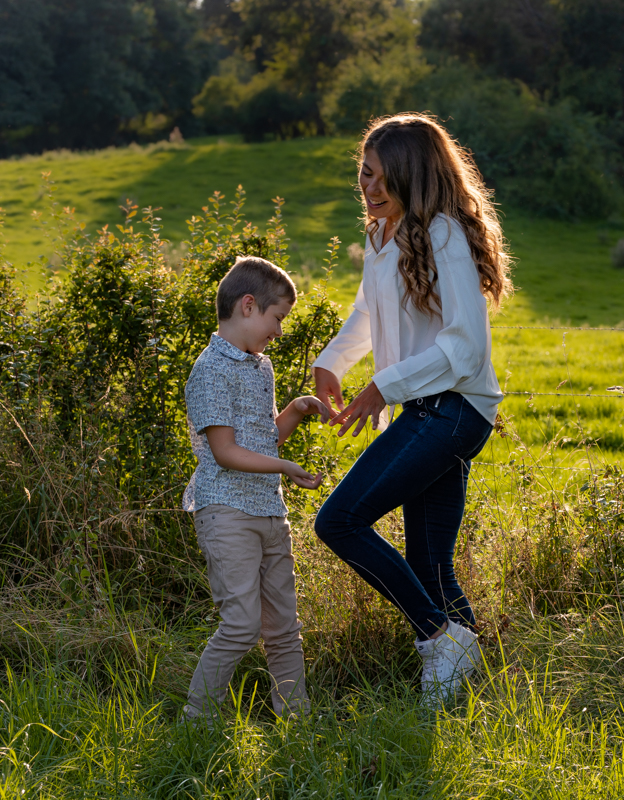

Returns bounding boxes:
[505,391,623,399]
[492,325,624,331]
[489,325,624,401]
[472,461,605,473]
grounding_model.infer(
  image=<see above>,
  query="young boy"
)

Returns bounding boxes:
[182,255,329,725]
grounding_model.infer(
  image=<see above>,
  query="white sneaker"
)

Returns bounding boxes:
[415,619,481,706]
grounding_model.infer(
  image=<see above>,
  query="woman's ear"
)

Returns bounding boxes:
[240,294,256,317]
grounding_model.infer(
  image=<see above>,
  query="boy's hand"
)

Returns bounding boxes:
[293,395,331,423]
[282,461,324,490]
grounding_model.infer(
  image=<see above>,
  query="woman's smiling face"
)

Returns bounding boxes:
[359,147,402,222]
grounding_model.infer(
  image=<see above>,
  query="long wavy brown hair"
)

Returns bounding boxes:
[359,113,513,315]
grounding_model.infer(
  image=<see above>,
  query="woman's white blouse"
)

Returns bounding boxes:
[312,214,503,425]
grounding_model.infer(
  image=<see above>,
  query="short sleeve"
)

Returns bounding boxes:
[185,361,236,433]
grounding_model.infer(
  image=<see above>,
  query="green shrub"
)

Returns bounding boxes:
[0,185,343,580]
[194,69,321,141]
[418,66,619,218]
[321,46,431,135]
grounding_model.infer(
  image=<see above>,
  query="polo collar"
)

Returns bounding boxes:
[210,333,259,362]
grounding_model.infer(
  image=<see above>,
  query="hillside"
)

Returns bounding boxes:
[1,136,623,324]
[1,136,623,459]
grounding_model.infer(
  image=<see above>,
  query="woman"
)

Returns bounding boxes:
[313,113,512,704]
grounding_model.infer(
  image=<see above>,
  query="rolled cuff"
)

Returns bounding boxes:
[193,414,234,434]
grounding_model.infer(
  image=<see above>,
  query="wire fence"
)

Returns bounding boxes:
[492,324,624,399]
[492,325,624,331]
[471,461,604,472]
[505,391,623,398]
[473,324,624,475]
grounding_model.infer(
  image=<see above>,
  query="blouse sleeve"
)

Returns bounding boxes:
[372,218,490,404]
[311,280,373,381]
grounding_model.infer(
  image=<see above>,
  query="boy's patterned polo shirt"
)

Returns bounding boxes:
[183,333,288,517]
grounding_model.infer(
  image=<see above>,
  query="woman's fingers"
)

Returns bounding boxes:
[329,398,363,435]
[317,391,341,418]
[331,399,368,434]
[336,406,364,437]
[351,414,369,437]
[332,386,345,411]
[329,381,386,436]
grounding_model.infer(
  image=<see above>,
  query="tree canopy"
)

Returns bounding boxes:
[0,0,622,216]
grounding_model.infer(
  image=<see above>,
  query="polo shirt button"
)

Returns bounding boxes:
[211,515,215,519]
[419,411,427,418]
[275,437,279,442]
[264,388,268,392]
[274,490,278,495]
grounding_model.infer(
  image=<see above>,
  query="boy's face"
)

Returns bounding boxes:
[244,295,294,353]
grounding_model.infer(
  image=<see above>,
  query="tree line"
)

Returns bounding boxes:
[1,0,623,216]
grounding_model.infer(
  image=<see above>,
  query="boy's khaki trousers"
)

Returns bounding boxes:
[184,504,309,722]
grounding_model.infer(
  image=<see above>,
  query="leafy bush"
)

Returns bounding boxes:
[194,70,321,141]
[0,183,343,586]
[417,65,620,218]
[321,46,431,135]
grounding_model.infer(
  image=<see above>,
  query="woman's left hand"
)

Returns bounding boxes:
[329,381,386,437]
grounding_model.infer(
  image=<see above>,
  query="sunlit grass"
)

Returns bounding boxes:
[3,487,624,798]
[3,638,624,799]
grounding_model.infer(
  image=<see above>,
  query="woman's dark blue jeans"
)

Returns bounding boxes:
[315,391,493,641]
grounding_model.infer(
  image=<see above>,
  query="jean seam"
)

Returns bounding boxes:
[345,558,421,629]
[421,491,447,629]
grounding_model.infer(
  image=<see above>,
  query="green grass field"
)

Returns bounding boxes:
[2,137,624,798]
[1,135,624,463]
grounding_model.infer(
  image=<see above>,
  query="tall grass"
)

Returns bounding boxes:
[2,406,623,797]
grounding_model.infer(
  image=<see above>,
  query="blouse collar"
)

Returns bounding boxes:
[373,218,400,256]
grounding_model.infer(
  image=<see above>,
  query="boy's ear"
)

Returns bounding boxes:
[240,294,256,317]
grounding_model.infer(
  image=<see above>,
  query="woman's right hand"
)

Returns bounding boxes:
[313,367,345,417]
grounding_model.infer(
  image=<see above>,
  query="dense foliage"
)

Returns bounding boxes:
[0,185,342,592]
[1,0,622,214]
[0,0,212,153]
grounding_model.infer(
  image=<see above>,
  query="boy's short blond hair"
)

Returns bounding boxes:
[216,256,297,320]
